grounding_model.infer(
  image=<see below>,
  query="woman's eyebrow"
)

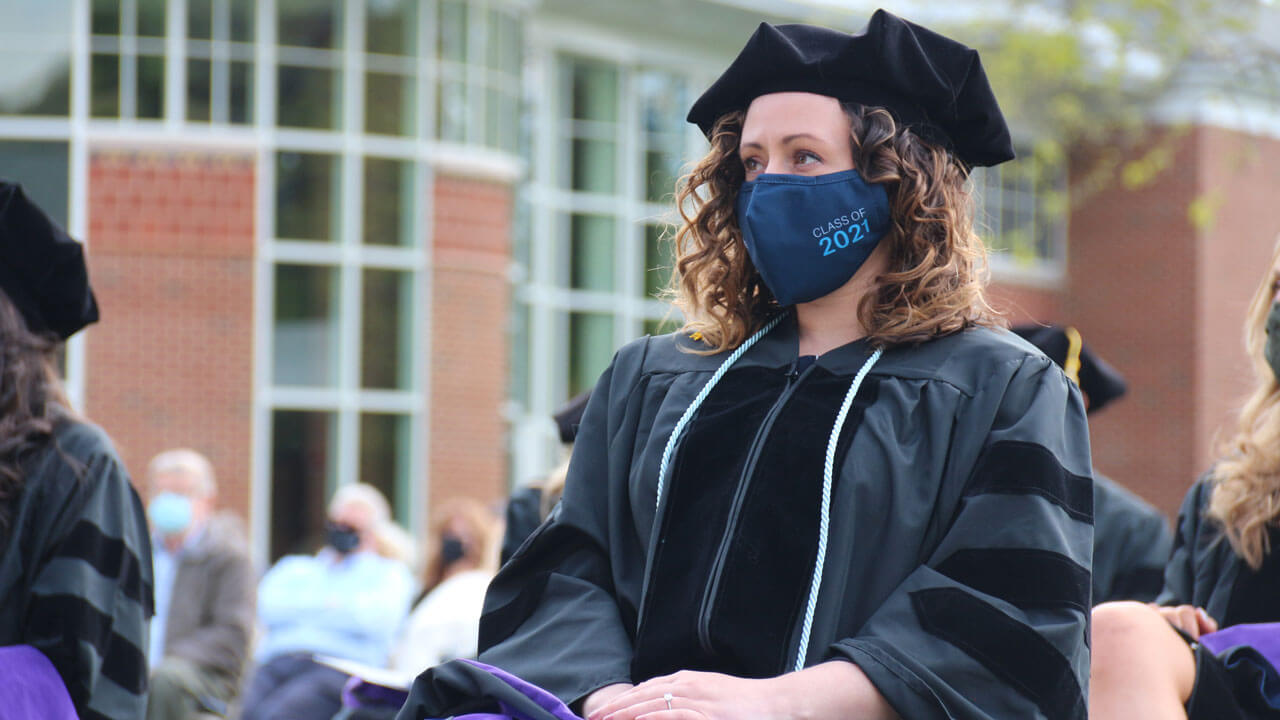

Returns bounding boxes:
[740,133,823,152]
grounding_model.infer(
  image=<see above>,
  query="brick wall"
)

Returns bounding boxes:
[1067,130,1201,517]
[84,149,255,520]
[428,173,513,510]
[987,281,1065,325]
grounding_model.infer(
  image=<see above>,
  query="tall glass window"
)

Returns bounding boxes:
[186,0,255,124]
[510,52,703,485]
[91,0,168,119]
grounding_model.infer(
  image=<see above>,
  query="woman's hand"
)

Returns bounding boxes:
[1149,603,1218,639]
[582,683,635,717]
[585,662,898,720]
[585,671,784,720]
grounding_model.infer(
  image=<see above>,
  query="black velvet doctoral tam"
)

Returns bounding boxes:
[686,8,1016,168]
[0,181,99,339]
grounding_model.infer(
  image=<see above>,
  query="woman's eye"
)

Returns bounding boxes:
[742,157,761,172]
[795,150,821,166]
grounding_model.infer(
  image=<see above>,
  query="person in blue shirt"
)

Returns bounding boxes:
[240,483,415,720]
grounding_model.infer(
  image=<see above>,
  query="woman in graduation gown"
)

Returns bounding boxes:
[0,182,154,720]
[1090,235,1280,720]
[443,11,1095,720]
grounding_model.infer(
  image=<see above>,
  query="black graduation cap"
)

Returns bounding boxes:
[552,391,590,445]
[1012,324,1128,414]
[0,182,99,340]
[686,9,1015,168]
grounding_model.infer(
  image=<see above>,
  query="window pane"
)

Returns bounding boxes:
[360,413,411,527]
[645,149,678,203]
[273,264,340,386]
[137,0,166,37]
[137,55,165,119]
[644,224,673,299]
[569,214,614,292]
[367,0,415,56]
[187,58,211,122]
[270,409,336,561]
[278,0,340,49]
[0,141,70,227]
[568,59,617,123]
[363,157,414,246]
[485,88,502,150]
[436,78,467,143]
[230,0,254,42]
[91,53,119,117]
[276,151,340,242]
[230,60,253,123]
[365,72,414,137]
[361,269,413,390]
[188,0,212,39]
[498,12,521,78]
[568,138,616,193]
[92,0,121,35]
[437,0,467,64]
[637,70,686,136]
[277,65,339,130]
[0,1,72,117]
[569,312,614,397]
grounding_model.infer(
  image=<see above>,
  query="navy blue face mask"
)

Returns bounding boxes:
[735,169,892,307]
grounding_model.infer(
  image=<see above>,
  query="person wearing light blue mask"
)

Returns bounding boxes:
[406,13,1095,720]
[144,448,255,720]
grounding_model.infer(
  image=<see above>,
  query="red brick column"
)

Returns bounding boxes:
[428,174,513,510]
[84,149,256,518]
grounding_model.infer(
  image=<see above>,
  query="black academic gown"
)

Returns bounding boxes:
[0,419,154,720]
[1158,479,1280,627]
[1092,473,1172,603]
[477,316,1094,720]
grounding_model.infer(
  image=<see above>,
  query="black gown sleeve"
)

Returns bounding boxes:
[25,430,154,720]
[829,355,1094,720]
[1091,474,1173,603]
[1156,480,1213,608]
[476,345,644,707]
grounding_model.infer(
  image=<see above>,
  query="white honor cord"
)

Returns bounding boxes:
[654,315,783,513]
[793,347,883,672]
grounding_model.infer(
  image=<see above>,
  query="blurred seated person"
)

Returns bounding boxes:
[240,483,414,720]
[1014,324,1173,603]
[391,498,502,674]
[0,181,153,719]
[145,449,255,720]
[500,392,587,565]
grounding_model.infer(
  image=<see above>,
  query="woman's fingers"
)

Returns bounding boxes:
[1196,607,1219,635]
[1154,604,1210,639]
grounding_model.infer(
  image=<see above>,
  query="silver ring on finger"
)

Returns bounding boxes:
[664,692,674,711]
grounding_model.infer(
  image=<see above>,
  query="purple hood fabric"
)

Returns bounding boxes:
[394,658,584,720]
[0,645,78,720]
[1201,623,1280,670]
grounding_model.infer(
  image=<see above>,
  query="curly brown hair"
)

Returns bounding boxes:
[669,104,1002,352]
[0,287,71,534]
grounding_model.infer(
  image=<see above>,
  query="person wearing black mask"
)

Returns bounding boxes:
[1092,234,1280,719]
[398,10,1092,720]
[390,498,501,675]
[240,483,414,720]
